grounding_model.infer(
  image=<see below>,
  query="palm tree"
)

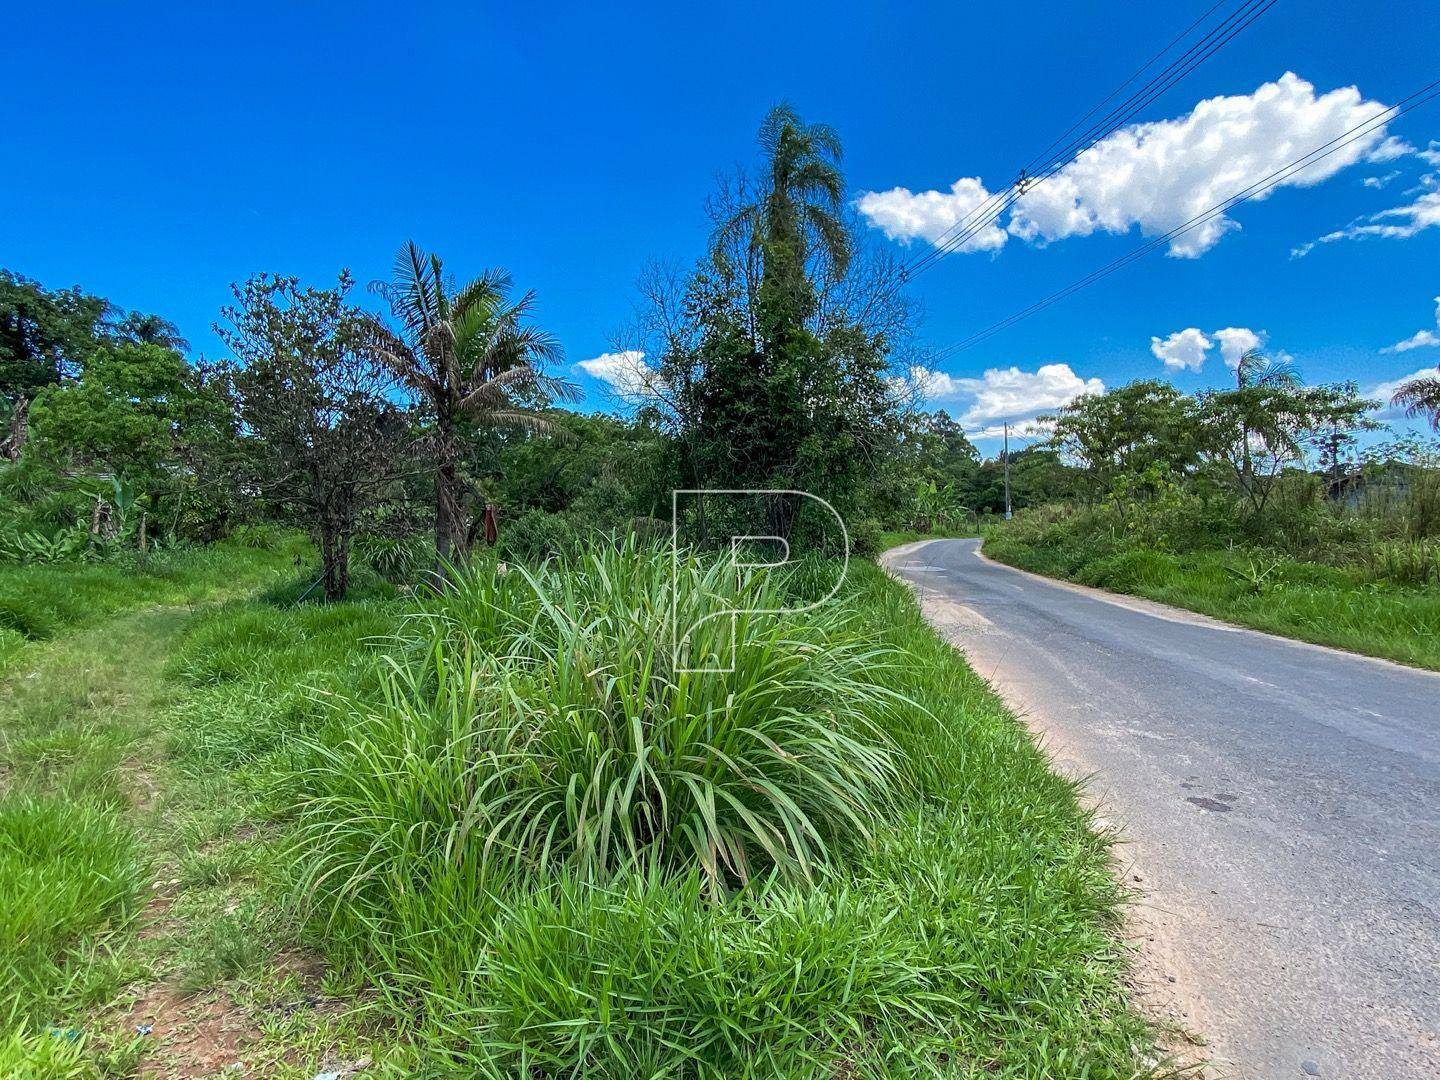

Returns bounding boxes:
[1391,367,1440,430]
[364,241,575,564]
[1231,347,1302,494]
[1235,347,1300,389]
[717,104,852,321]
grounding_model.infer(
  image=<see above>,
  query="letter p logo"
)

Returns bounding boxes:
[669,489,849,673]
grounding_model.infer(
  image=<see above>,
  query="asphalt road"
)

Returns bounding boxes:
[882,538,1440,1080]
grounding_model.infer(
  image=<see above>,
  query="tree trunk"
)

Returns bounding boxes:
[320,520,350,601]
[434,412,465,575]
[1,396,29,462]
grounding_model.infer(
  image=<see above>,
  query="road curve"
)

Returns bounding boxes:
[883,538,1440,1080]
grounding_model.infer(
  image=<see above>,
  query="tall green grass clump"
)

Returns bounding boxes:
[296,539,906,896]
[280,542,1158,1076]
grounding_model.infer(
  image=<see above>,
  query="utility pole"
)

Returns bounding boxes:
[1003,422,1013,520]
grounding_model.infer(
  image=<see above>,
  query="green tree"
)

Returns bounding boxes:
[0,271,111,403]
[29,343,195,488]
[364,242,572,564]
[1044,380,1199,508]
[219,272,406,600]
[643,107,900,542]
[1198,379,1375,520]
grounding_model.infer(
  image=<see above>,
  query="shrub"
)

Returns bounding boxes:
[0,1026,92,1079]
[351,533,435,583]
[292,540,908,900]
[1365,539,1440,588]
[496,508,583,563]
[228,523,285,550]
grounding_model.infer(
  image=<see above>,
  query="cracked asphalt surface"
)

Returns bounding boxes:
[883,538,1440,1079]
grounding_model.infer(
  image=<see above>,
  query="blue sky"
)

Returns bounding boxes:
[4,1,1438,448]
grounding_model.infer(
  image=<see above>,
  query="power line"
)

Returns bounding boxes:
[903,0,1278,278]
[927,78,1440,361]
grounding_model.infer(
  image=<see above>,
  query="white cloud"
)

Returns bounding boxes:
[898,361,1103,431]
[1147,325,1266,372]
[894,364,966,399]
[1363,171,1401,190]
[1382,296,1440,354]
[1299,189,1440,254]
[576,350,663,397]
[1213,326,1266,369]
[860,74,1399,261]
[1150,328,1212,371]
[1418,141,1440,167]
[1008,73,1402,258]
[953,363,1105,426]
[853,177,1007,252]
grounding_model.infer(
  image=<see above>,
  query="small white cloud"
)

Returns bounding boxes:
[1382,296,1440,354]
[576,350,663,396]
[1363,171,1401,190]
[854,177,1008,252]
[1151,328,1212,372]
[954,363,1105,427]
[1385,330,1440,354]
[1299,189,1440,254]
[1213,327,1266,370]
[1418,140,1440,167]
[1366,136,1415,163]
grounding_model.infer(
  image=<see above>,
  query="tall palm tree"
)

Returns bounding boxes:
[364,241,574,564]
[1391,367,1440,430]
[717,104,852,320]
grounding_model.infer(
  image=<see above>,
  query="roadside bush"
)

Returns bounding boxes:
[1364,539,1440,588]
[294,540,906,896]
[276,549,1153,1074]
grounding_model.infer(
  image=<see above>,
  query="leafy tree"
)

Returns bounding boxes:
[1198,379,1375,520]
[495,410,676,526]
[219,272,407,600]
[364,242,572,565]
[26,343,224,533]
[631,107,903,543]
[0,271,111,403]
[1044,380,1199,508]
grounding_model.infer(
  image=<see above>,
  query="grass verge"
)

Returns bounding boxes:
[168,543,1162,1076]
[985,514,1440,671]
[4,541,1168,1076]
